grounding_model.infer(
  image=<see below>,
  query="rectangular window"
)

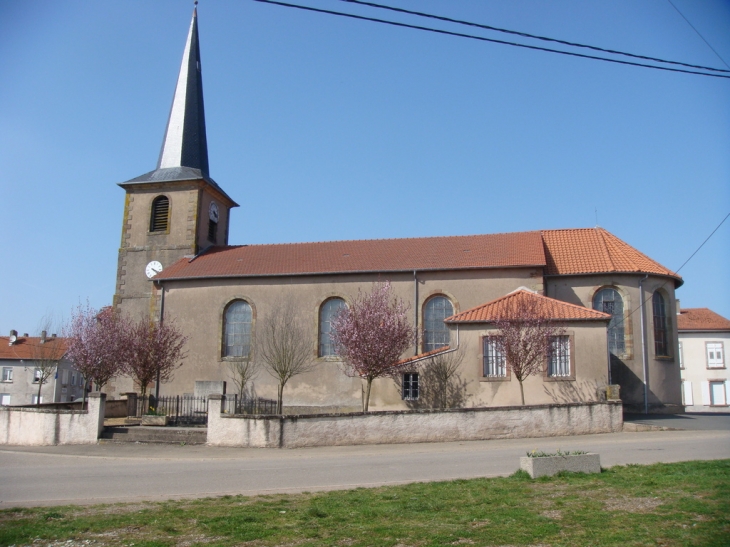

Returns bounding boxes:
[709,381,727,406]
[678,341,684,369]
[548,336,571,378]
[706,342,725,368]
[207,219,217,244]
[483,337,506,378]
[33,369,42,383]
[402,372,419,400]
[71,373,76,386]
[0,393,10,406]
[61,369,69,385]
[2,367,12,382]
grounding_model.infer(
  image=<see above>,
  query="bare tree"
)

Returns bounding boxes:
[422,344,468,409]
[228,354,259,400]
[493,293,566,405]
[29,315,66,405]
[258,300,314,414]
[330,282,415,411]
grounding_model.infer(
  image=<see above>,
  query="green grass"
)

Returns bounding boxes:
[1,460,728,547]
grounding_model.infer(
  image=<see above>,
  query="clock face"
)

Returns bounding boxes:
[209,202,219,222]
[145,261,163,279]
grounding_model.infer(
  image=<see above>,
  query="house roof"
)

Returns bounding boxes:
[395,346,452,367]
[445,290,610,324]
[0,336,67,361]
[677,308,730,332]
[154,231,547,280]
[541,228,682,286]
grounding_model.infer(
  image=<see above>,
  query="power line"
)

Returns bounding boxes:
[667,0,729,70]
[339,0,730,74]
[250,0,730,79]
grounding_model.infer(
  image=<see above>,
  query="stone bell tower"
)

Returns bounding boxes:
[113,6,238,324]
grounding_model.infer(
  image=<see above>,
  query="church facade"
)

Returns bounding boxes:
[109,9,683,413]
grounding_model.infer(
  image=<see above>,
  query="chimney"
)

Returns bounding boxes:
[52,333,57,338]
[9,329,17,346]
[9,329,17,337]
[23,333,29,337]
[41,330,47,344]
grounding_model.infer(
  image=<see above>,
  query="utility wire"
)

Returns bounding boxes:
[667,0,729,70]
[251,0,730,79]
[339,0,730,74]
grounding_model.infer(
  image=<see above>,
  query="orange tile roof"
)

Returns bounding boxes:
[541,228,682,286]
[677,308,730,332]
[155,232,546,280]
[395,346,452,367]
[445,290,610,323]
[0,336,67,361]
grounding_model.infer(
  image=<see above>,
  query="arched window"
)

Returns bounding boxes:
[652,292,669,357]
[150,196,170,232]
[423,296,453,352]
[223,300,252,358]
[593,288,625,356]
[319,298,347,357]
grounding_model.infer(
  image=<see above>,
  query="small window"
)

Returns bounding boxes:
[423,296,453,352]
[593,288,625,356]
[61,369,69,386]
[652,292,669,357]
[548,335,571,377]
[71,373,76,386]
[319,298,347,357]
[707,342,725,368]
[150,196,170,232]
[33,369,42,383]
[402,372,419,400]
[0,393,10,406]
[208,219,217,244]
[1,367,12,382]
[483,337,506,378]
[224,300,253,358]
[709,381,727,406]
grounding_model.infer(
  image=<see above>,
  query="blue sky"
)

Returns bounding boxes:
[1,0,728,335]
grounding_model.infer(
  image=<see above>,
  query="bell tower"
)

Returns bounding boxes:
[113,6,238,325]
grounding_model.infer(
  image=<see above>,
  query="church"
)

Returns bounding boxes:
[109,8,683,414]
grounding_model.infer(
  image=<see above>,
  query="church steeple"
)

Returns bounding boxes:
[157,7,209,176]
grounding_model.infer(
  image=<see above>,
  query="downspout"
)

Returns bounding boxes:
[639,274,649,414]
[154,281,166,401]
[413,270,419,355]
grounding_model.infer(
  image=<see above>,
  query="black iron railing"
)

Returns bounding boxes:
[223,394,278,415]
[137,395,208,425]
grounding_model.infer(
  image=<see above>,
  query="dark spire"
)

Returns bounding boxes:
[156,7,209,176]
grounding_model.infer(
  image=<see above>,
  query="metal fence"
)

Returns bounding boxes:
[137,395,209,426]
[222,394,278,415]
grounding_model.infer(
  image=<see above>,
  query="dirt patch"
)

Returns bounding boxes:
[603,496,662,513]
[540,510,562,520]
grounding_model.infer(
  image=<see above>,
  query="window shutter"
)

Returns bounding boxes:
[682,382,693,406]
[701,381,711,405]
[726,381,730,405]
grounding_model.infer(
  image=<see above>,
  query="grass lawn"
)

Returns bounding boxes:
[1,460,728,547]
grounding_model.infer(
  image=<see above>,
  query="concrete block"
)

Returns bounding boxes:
[520,453,601,478]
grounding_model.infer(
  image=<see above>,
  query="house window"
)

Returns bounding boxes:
[548,335,571,378]
[709,381,727,406]
[71,373,76,386]
[402,372,419,400]
[678,341,684,369]
[652,292,669,357]
[319,298,347,357]
[207,219,217,244]
[707,342,724,368]
[223,300,252,357]
[1,367,12,382]
[593,288,625,355]
[61,369,69,385]
[423,296,453,352]
[483,337,506,378]
[0,393,10,406]
[33,369,42,383]
[150,196,170,232]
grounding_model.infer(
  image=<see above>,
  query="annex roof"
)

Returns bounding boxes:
[154,231,547,280]
[0,336,67,361]
[677,308,730,332]
[541,228,682,286]
[445,290,610,323]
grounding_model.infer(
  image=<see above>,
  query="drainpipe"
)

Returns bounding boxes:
[639,274,649,414]
[413,270,419,355]
[154,281,166,401]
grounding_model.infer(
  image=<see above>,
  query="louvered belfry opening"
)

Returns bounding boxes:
[150,196,170,232]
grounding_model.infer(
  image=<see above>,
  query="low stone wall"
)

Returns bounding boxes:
[13,398,126,418]
[0,393,105,446]
[207,396,623,448]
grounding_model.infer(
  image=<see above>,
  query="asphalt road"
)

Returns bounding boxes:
[1,426,728,507]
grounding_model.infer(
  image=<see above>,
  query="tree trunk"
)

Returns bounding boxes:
[277,383,283,415]
[363,377,373,412]
[36,378,42,406]
[518,379,525,406]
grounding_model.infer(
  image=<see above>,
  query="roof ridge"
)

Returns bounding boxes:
[595,227,618,271]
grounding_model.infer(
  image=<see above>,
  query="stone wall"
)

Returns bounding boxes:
[0,393,105,446]
[207,395,622,448]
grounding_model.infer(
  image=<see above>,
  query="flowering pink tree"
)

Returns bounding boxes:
[64,304,133,406]
[125,318,188,399]
[330,282,415,411]
[493,295,566,405]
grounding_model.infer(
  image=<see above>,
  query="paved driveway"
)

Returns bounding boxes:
[1,428,728,507]
[624,412,730,430]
